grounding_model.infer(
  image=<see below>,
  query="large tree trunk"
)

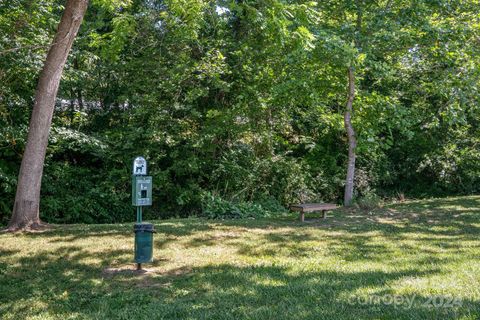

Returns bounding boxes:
[8,0,89,231]
[344,67,356,206]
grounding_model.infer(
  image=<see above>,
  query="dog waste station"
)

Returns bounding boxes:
[132,156,154,270]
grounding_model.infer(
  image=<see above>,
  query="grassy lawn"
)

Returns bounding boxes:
[1,196,480,319]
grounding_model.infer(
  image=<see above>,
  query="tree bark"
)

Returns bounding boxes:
[74,57,84,110]
[344,67,356,206]
[70,88,76,125]
[77,88,84,110]
[8,0,89,231]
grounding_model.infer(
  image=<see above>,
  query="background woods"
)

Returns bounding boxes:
[1,0,479,224]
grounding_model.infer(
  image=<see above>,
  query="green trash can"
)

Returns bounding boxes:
[134,223,155,263]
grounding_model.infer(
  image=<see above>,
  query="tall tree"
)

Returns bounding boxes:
[343,67,356,206]
[8,0,89,231]
[343,0,363,206]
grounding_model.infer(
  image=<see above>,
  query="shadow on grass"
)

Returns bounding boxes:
[214,197,480,262]
[23,219,216,246]
[1,196,479,318]
[177,196,480,266]
[0,245,477,319]
[140,264,477,320]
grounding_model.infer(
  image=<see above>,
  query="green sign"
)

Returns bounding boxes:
[131,156,154,270]
[132,175,152,206]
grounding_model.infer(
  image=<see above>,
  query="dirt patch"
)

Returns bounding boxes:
[102,264,193,288]
[102,265,152,276]
[103,264,192,277]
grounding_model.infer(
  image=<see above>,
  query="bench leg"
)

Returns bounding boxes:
[322,210,327,219]
[300,212,305,222]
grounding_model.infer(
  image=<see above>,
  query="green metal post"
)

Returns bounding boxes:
[136,206,143,223]
[136,206,143,270]
[133,157,153,272]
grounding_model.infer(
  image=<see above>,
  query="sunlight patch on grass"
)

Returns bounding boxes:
[1,196,480,319]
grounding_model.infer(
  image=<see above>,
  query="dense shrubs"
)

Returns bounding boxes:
[1,0,479,225]
[201,192,283,219]
[2,111,480,225]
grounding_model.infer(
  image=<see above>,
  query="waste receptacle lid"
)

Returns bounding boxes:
[134,223,155,232]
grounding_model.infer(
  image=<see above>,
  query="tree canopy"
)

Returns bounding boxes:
[1,0,479,224]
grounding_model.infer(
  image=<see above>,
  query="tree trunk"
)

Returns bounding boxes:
[70,88,76,125]
[344,67,356,206]
[74,57,84,111]
[8,0,89,231]
[77,89,84,110]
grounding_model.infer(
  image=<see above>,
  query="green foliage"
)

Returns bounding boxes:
[41,163,130,224]
[201,192,267,219]
[38,126,132,224]
[354,192,384,211]
[201,192,287,219]
[1,0,480,224]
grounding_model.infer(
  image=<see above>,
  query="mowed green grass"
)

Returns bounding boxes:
[1,196,480,319]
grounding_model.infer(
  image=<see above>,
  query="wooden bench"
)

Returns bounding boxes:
[290,203,338,222]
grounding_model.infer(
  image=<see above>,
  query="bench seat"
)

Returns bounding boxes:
[290,203,338,222]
